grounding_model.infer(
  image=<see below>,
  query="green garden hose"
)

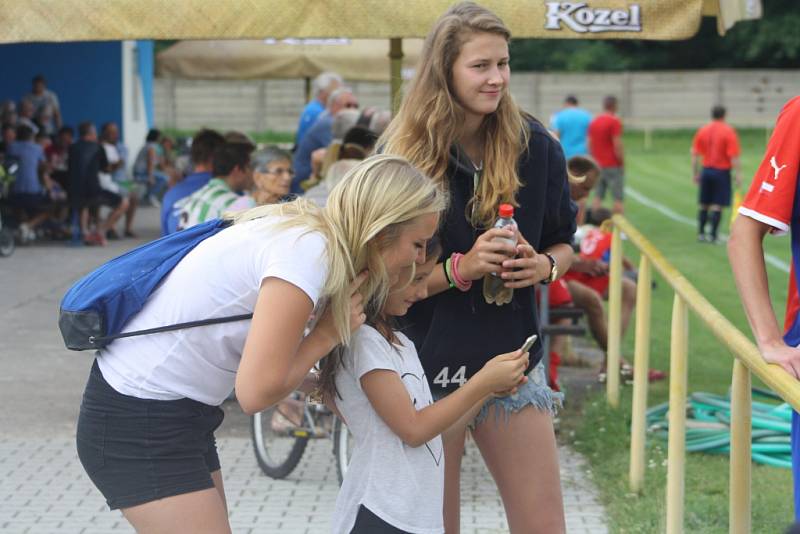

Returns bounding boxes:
[645,389,793,469]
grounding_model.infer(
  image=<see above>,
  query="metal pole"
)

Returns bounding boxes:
[606,224,623,408]
[666,294,688,534]
[730,359,752,534]
[389,38,403,115]
[629,255,652,493]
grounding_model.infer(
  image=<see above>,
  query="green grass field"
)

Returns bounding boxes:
[564,128,795,533]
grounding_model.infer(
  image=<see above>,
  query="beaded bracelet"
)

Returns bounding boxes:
[450,253,472,291]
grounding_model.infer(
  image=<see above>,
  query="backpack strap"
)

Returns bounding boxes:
[88,313,254,346]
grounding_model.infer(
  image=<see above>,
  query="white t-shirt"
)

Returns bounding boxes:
[97,217,328,406]
[332,326,444,534]
[98,143,122,195]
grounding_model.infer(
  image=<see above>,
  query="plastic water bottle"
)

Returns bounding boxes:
[483,204,518,306]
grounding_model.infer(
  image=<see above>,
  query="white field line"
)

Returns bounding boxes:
[625,186,790,274]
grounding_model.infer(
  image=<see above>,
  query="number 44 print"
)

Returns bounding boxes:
[433,366,467,388]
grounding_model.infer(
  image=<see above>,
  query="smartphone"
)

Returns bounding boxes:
[519,334,538,353]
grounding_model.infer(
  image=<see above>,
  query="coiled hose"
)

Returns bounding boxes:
[646,388,793,468]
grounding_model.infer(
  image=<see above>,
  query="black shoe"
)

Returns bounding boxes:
[106,229,121,240]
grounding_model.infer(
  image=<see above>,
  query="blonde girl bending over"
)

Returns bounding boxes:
[75,154,446,534]
[383,3,576,532]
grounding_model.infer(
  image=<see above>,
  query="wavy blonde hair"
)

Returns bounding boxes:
[381,1,529,228]
[231,154,447,347]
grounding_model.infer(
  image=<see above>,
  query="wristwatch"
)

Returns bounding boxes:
[541,252,558,285]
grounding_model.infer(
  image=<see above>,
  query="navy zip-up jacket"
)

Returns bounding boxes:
[403,119,577,394]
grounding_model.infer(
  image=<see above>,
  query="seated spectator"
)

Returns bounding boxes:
[35,105,56,137]
[68,121,120,246]
[564,206,666,383]
[99,122,137,239]
[160,128,226,235]
[160,135,181,188]
[25,75,62,132]
[295,71,342,146]
[6,124,59,242]
[0,123,16,157]
[305,108,361,190]
[291,87,358,194]
[0,100,17,126]
[45,126,73,191]
[230,146,293,211]
[18,100,39,136]
[305,125,377,207]
[35,131,51,151]
[132,128,170,206]
[368,109,392,136]
[176,141,255,230]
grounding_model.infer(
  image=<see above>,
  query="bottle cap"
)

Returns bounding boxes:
[499,204,514,218]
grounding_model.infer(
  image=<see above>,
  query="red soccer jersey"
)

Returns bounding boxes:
[588,113,623,168]
[692,120,741,170]
[738,96,800,336]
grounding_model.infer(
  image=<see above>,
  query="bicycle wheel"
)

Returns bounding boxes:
[332,416,353,484]
[251,399,309,479]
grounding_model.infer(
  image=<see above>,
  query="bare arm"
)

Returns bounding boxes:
[236,274,366,414]
[613,134,624,164]
[691,153,702,183]
[728,215,800,378]
[360,350,528,448]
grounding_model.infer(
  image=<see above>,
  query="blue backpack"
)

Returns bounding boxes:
[59,218,252,351]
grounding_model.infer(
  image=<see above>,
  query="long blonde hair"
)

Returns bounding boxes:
[381,1,529,228]
[231,154,447,347]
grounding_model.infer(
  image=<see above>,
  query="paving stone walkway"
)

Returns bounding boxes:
[0,435,607,533]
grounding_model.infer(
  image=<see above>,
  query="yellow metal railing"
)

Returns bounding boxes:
[605,215,800,534]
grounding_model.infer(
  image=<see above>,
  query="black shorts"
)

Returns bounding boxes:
[95,190,124,208]
[698,167,732,207]
[76,360,224,510]
[7,192,51,216]
[350,506,412,534]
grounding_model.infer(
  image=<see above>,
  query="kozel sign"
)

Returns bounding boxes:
[545,2,642,33]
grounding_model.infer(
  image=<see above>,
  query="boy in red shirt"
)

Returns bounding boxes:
[692,105,741,243]
[728,96,800,520]
[589,95,625,215]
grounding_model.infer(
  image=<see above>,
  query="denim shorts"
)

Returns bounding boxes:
[76,360,225,510]
[433,362,563,429]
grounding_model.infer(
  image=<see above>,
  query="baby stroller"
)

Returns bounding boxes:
[0,159,17,257]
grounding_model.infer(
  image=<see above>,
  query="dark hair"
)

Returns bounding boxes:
[16,124,33,141]
[35,131,49,142]
[212,142,252,177]
[146,128,161,143]
[712,105,726,120]
[338,126,378,160]
[191,128,225,166]
[57,125,74,138]
[2,122,15,133]
[588,206,613,225]
[565,95,578,105]
[32,74,45,85]
[603,95,618,111]
[78,121,95,138]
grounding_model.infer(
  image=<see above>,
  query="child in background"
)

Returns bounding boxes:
[325,237,530,534]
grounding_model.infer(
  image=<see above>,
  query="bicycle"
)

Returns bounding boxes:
[251,389,353,483]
